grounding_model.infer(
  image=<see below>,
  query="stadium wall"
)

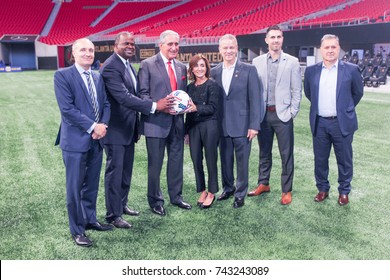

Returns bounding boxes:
[238,23,390,63]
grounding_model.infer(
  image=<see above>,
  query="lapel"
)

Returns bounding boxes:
[228,60,242,96]
[276,53,287,86]
[314,62,322,99]
[155,54,172,92]
[71,65,94,108]
[336,60,345,100]
[173,59,183,89]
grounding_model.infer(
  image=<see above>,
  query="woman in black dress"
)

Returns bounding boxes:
[186,54,220,208]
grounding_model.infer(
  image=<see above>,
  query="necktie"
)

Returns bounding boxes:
[83,71,100,122]
[167,61,177,91]
[126,61,137,90]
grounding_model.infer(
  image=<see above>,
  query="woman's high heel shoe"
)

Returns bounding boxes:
[201,193,215,209]
[197,191,208,206]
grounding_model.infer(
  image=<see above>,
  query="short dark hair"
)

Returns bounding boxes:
[114,31,134,45]
[266,25,282,36]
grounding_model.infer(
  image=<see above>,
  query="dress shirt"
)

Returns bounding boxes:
[318,61,338,117]
[116,53,137,89]
[266,53,279,106]
[222,58,237,95]
[160,52,177,79]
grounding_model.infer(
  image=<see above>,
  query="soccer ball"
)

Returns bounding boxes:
[171,90,190,114]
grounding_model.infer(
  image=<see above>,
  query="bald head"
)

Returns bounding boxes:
[72,38,95,70]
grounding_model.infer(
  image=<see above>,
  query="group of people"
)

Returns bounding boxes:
[54,26,363,247]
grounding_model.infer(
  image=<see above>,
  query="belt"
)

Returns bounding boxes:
[319,116,337,120]
[266,105,276,112]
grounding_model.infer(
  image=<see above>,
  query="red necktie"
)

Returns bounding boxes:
[167,61,177,91]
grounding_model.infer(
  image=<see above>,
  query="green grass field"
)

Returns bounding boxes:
[0,70,389,260]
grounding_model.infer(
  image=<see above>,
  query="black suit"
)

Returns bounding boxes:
[211,60,263,199]
[100,53,152,222]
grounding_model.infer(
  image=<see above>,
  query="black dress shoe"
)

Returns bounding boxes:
[173,201,192,210]
[85,221,114,231]
[151,205,166,216]
[111,217,132,229]
[217,188,236,201]
[123,206,140,216]
[233,198,245,208]
[72,234,92,247]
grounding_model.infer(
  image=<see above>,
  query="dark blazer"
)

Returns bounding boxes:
[138,53,187,138]
[54,65,110,151]
[185,78,220,132]
[100,53,152,145]
[304,60,363,136]
[211,60,263,137]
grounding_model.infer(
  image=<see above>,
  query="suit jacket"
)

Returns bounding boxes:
[138,53,187,138]
[211,60,263,137]
[54,65,110,152]
[304,60,363,136]
[100,53,152,145]
[252,52,302,122]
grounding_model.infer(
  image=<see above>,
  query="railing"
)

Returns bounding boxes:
[91,34,220,45]
[292,16,370,30]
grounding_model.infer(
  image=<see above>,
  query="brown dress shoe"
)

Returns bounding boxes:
[314,192,329,202]
[338,194,349,206]
[281,192,292,205]
[248,184,270,197]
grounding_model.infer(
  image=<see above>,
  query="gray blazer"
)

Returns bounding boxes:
[211,60,263,137]
[138,53,187,138]
[252,52,302,122]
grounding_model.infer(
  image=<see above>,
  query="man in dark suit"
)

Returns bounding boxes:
[54,38,113,247]
[211,34,263,208]
[249,25,302,205]
[304,34,363,206]
[138,30,192,216]
[100,32,173,228]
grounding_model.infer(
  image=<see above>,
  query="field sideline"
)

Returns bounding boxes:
[0,70,389,260]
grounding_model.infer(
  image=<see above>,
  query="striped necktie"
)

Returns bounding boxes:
[83,71,100,122]
[126,61,137,90]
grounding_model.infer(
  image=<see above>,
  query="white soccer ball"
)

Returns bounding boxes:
[171,90,190,114]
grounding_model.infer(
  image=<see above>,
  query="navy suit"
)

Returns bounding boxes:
[100,53,152,222]
[304,60,363,194]
[54,65,110,235]
[211,60,263,199]
[138,53,187,207]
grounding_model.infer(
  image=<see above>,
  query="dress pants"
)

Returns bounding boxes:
[258,111,294,193]
[104,143,134,222]
[313,117,354,194]
[188,119,219,194]
[145,125,184,208]
[62,140,102,235]
[219,136,252,199]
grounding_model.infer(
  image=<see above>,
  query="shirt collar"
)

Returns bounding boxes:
[116,53,128,66]
[267,52,281,62]
[160,52,172,64]
[223,58,237,70]
[322,59,339,70]
[75,63,91,75]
